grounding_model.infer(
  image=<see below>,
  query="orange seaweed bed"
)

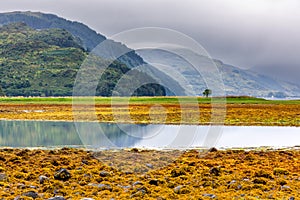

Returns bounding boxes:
[0,103,299,126]
[0,147,300,199]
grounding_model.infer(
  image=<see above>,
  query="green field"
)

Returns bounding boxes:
[0,96,299,105]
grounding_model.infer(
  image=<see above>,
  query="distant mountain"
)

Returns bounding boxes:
[0,11,144,68]
[0,22,165,96]
[137,49,300,97]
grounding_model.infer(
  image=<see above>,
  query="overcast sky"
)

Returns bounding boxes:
[0,0,299,84]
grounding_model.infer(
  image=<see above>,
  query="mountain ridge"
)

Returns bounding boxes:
[0,22,165,97]
[0,11,144,69]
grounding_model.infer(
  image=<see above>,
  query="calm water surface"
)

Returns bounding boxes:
[0,120,299,149]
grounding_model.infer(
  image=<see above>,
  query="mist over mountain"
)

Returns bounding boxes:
[137,49,300,97]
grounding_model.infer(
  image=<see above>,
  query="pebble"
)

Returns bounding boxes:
[100,171,111,177]
[48,197,66,200]
[132,181,143,186]
[88,183,112,191]
[0,173,7,181]
[39,175,49,184]
[149,179,159,186]
[209,167,221,176]
[203,193,217,198]
[173,185,189,194]
[22,191,39,198]
[54,168,71,181]
[146,163,153,168]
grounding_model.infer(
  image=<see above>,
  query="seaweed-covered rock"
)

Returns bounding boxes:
[54,168,71,181]
[39,175,49,184]
[22,191,39,198]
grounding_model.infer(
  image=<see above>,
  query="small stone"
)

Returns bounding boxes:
[22,191,39,199]
[0,173,7,181]
[289,197,295,200]
[173,185,189,194]
[81,198,94,200]
[81,160,89,165]
[133,181,143,186]
[54,168,71,181]
[208,147,218,152]
[281,185,291,191]
[39,175,49,184]
[130,190,145,198]
[88,183,112,191]
[16,183,26,189]
[203,193,216,198]
[100,171,110,177]
[174,185,182,194]
[149,179,159,186]
[48,197,66,200]
[146,163,153,169]
[209,167,221,176]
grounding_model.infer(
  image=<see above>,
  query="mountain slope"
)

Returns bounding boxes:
[0,11,144,68]
[0,23,165,97]
[137,49,300,97]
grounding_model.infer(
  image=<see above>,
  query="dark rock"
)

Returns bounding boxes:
[171,168,186,177]
[54,168,71,181]
[253,178,267,185]
[39,175,49,184]
[149,179,159,186]
[203,193,216,198]
[100,171,110,177]
[209,167,221,176]
[22,191,39,199]
[48,197,66,200]
[208,147,218,152]
[289,197,295,200]
[130,148,139,152]
[81,160,89,165]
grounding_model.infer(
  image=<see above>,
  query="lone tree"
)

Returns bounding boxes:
[203,89,212,97]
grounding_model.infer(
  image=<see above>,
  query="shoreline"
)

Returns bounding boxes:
[1,148,300,199]
[0,118,299,127]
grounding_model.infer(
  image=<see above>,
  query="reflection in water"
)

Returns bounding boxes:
[0,120,81,147]
[0,120,299,148]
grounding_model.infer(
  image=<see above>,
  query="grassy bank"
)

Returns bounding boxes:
[0,96,299,104]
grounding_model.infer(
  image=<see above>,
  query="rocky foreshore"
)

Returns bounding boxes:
[0,147,299,199]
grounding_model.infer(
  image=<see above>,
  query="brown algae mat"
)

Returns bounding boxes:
[1,148,300,199]
[0,103,299,126]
